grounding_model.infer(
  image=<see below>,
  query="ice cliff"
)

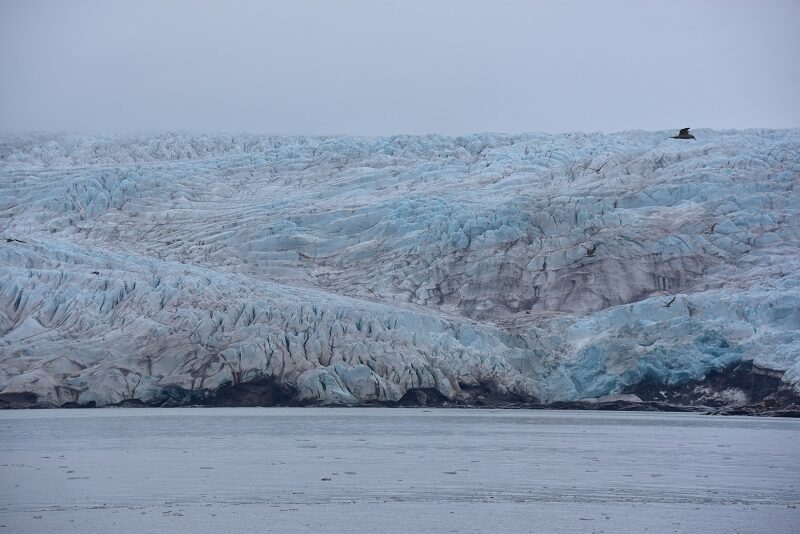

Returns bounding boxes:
[1,129,799,408]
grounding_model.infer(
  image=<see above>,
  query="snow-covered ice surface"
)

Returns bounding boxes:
[1,408,799,534]
[1,130,799,407]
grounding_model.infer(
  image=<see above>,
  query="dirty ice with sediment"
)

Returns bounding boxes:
[0,129,799,409]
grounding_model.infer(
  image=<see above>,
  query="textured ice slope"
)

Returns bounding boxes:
[1,130,799,407]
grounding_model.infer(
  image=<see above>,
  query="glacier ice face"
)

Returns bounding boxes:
[1,129,799,407]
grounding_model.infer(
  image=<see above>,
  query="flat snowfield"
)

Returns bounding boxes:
[1,409,798,533]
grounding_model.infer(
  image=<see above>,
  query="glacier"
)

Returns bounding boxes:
[0,129,799,409]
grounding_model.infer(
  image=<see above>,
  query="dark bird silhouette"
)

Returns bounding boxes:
[5,238,26,243]
[664,296,676,307]
[671,128,695,140]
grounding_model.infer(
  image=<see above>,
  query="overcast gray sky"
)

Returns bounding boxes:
[1,0,798,136]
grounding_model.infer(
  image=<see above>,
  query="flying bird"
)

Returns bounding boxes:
[671,128,695,140]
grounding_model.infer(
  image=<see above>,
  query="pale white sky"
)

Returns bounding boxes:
[1,0,798,135]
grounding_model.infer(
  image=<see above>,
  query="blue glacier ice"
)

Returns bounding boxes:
[0,129,798,407]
